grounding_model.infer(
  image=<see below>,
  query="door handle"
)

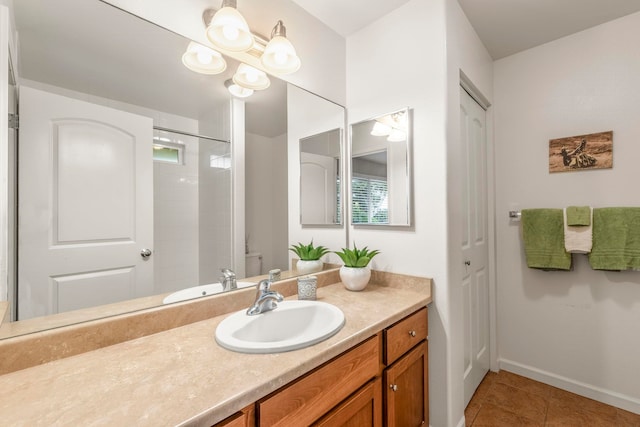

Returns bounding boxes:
[464,260,471,266]
[140,248,153,259]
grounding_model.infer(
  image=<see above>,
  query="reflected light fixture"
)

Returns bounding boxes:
[182,41,227,74]
[387,129,407,142]
[371,110,408,142]
[225,79,254,98]
[261,20,301,74]
[233,63,270,90]
[371,121,393,137]
[205,0,253,52]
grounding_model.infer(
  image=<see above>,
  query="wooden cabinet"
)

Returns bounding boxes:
[258,336,380,427]
[383,308,429,427]
[220,307,428,427]
[213,405,254,427]
[384,341,428,426]
[313,378,383,427]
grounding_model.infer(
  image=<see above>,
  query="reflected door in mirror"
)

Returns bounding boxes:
[18,87,154,320]
[299,129,342,225]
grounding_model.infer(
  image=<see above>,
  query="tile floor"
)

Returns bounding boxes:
[465,370,640,426]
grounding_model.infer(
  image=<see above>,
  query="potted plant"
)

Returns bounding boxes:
[289,240,330,275]
[334,244,380,291]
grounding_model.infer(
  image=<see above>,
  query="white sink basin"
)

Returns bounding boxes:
[162,281,256,304]
[215,300,345,354]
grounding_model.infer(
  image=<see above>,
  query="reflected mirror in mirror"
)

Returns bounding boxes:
[1,0,345,338]
[350,108,412,226]
[299,129,342,225]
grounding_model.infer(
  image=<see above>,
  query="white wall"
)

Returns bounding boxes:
[246,132,289,274]
[445,0,494,425]
[346,1,494,425]
[287,84,346,266]
[347,0,450,424]
[494,12,640,414]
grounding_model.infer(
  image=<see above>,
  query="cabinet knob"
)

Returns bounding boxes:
[409,330,416,337]
[390,384,398,392]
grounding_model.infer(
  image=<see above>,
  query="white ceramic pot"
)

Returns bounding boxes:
[339,266,371,291]
[296,259,323,275]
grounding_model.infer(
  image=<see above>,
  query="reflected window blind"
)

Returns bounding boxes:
[352,176,388,224]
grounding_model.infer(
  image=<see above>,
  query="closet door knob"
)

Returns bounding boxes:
[140,248,153,259]
[409,330,417,337]
[390,384,398,392]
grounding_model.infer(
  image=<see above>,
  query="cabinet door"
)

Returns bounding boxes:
[313,378,382,427]
[384,341,428,427]
[213,405,255,427]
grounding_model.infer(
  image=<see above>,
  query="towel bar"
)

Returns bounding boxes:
[509,210,521,220]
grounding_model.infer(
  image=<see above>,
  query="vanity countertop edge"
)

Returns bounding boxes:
[0,278,431,426]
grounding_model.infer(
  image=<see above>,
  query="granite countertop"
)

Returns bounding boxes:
[0,278,431,426]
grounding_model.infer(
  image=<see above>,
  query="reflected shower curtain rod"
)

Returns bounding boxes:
[153,125,230,144]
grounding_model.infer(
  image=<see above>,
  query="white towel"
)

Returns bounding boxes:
[563,207,593,253]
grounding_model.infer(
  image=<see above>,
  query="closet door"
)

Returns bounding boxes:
[460,86,490,405]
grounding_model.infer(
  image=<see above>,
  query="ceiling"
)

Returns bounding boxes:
[292,0,640,59]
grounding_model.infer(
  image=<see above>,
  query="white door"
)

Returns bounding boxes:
[300,152,337,224]
[461,86,490,405]
[18,86,154,320]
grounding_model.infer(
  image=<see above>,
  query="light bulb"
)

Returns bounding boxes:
[182,41,226,74]
[222,24,240,41]
[371,122,392,136]
[232,63,270,90]
[274,51,288,65]
[261,22,301,74]
[206,6,253,52]
[196,51,212,65]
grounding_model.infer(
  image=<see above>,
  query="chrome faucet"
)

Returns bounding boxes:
[246,279,284,316]
[220,268,237,292]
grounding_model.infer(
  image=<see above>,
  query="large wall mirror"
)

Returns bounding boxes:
[300,128,343,225]
[350,108,412,226]
[0,0,345,337]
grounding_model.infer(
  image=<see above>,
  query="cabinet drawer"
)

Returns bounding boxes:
[383,308,427,365]
[258,336,380,427]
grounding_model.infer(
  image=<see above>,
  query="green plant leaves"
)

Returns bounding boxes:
[288,240,329,261]
[333,244,380,268]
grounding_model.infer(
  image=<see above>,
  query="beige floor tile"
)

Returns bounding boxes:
[472,403,543,427]
[485,382,548,424]
[495,370,554,398]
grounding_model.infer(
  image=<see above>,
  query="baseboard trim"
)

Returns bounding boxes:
[455,415,465,427]
[498,358,640,414]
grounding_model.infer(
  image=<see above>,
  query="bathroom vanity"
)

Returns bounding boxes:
[0,270,431,426]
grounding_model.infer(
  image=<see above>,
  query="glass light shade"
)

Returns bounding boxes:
[181,42,226,74]
[371,121,392,136]
[225,79,254,98]
[261,36,301,74]
[206,7,253,52]
[232,63,270,90]
[387,129,407,142]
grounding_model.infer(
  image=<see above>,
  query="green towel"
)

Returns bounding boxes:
[566,206,591,226]
[588,207,640,270]
[521,209,572,270]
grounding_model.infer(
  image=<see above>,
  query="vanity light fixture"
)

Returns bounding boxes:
[205,0,254,52]
[225,79,254,98]
[182,41,227,74]
[202,6,301,76]
[233,63,270,90]
[260,20,301,74]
